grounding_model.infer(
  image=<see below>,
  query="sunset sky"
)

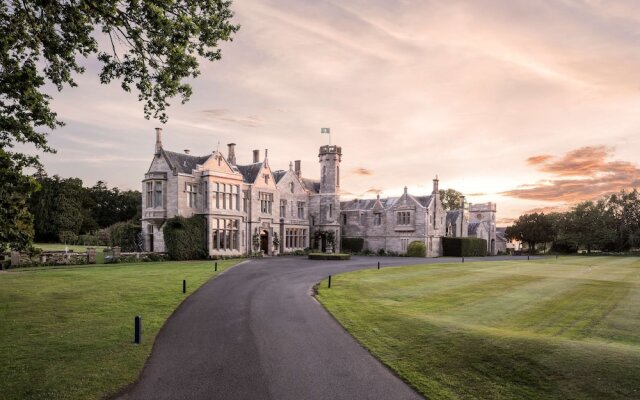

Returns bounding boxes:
[35,0,640,225]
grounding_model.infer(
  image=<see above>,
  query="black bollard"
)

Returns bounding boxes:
[183,279,186,293]
[328,275,332,288]
[462,256,465,263]
[215,261,218,272]
[527,255,530,260]
[377,261,380,270]
[134,315,142,344]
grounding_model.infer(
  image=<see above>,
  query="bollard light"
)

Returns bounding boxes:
[134,316,142,344]
[328,275,332,288]
[183,279,186,294]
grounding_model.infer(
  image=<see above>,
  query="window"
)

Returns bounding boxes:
[374,213,381,226]
[360,213,365,225]
[401,238,410,252]
[337,166,340,186]
[236,185,240,210]
[212,219,239,250]
[321,166,326,184]
[285,228,307,249]
[243,190,249,211]
[264,174,270,184]
[342,214,347,224]
[146,182,153,208]
[297,202,305,219]
[212,182,241,210]
[186,183,197,208]
[311,216,316,225]
[154,181,163,207]
[259,192,273,214]
[289,182,294,193]
[280,200,287,217]
[203,182,208,209]
[396,211,411,225]
[328,204,333,218]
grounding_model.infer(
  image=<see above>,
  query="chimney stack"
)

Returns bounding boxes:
[155,127,163,155]
[294,160,301,178]
[460,195,466,209]
[253,149,260,163]
[432,175,439,194]
[184,149,190,155]
[227,143,236,165]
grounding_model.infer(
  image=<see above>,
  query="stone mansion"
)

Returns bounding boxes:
[142,128,499,257]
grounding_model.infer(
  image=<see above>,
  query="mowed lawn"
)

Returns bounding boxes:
[316,257,640,400]
[0,259,241,400]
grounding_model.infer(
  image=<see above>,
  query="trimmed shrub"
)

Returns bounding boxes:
[407,241,426,257]
[341,237,364,253]
[443,237,487,257]
[110,222,141,252]
[308,253,351,260]
[163,215,208,260]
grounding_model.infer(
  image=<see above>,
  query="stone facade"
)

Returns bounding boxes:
[142,129,498,257]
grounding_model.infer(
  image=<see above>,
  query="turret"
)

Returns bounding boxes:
[319,145,342,194]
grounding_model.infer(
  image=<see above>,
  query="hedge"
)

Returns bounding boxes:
[341,237,364,253]
[163,215,208,260]
[308,253,351,260]
[407,241,426,257]
[109,222,141,252]
[442,237,487,257]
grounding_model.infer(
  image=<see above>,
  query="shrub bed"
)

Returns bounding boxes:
[308,253,351,260]
[407,241,426,257]
[442,237,487,257]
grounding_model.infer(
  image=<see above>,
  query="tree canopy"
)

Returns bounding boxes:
[439,188,464,211]
[0,1,239,250]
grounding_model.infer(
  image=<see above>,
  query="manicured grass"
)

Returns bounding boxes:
[0,259,242,400]
[316,257,640,400]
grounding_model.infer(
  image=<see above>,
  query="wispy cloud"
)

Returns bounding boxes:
[201,109,264,128]
[352,167,373,176]
[501,146,640,202]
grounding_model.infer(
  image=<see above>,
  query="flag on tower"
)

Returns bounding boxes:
[321,127,330,134]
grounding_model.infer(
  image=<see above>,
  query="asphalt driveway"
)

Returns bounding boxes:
[117,255,530,400]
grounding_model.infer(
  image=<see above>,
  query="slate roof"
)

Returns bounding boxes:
[468,222,481,235]
[273,170,287,183]
[163,150,210,174]
[236,162,263,183]
[414,195,432,208]
[301,178,320,194]
[446,210,461,225]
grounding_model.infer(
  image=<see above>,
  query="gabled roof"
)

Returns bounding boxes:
[273,170,287,183]
[341,199,377,211]
[414,195,433,208]
[301,178,320,194]
[163,150,210,174]
[236,162,263,183]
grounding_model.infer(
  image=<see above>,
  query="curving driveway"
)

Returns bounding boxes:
[117,256,528,400]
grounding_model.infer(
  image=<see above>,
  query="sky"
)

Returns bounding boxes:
[34,0,640,226]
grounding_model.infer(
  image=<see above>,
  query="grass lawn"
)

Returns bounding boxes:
[0,259,242,400]
[316,257,640,400]
[33,243,111,264]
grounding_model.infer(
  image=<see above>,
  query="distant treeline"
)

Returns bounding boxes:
[506,189,640,253]
[28,171,141,244]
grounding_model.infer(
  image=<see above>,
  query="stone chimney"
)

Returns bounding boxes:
[184,149,190,155]
[155,127,163,155]
[253,149,260,163]
[460,195,466,210]
[227,143,236,165]
[432,175,439,194]
[294,160,301,178]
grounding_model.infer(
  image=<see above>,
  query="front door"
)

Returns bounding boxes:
[260,230,269,254]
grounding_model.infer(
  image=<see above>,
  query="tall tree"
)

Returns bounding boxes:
[607,189,640,251]
[564,200,616,253]
[505,213,555,253]
[439,188,464,211]
[1,1,239,250]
